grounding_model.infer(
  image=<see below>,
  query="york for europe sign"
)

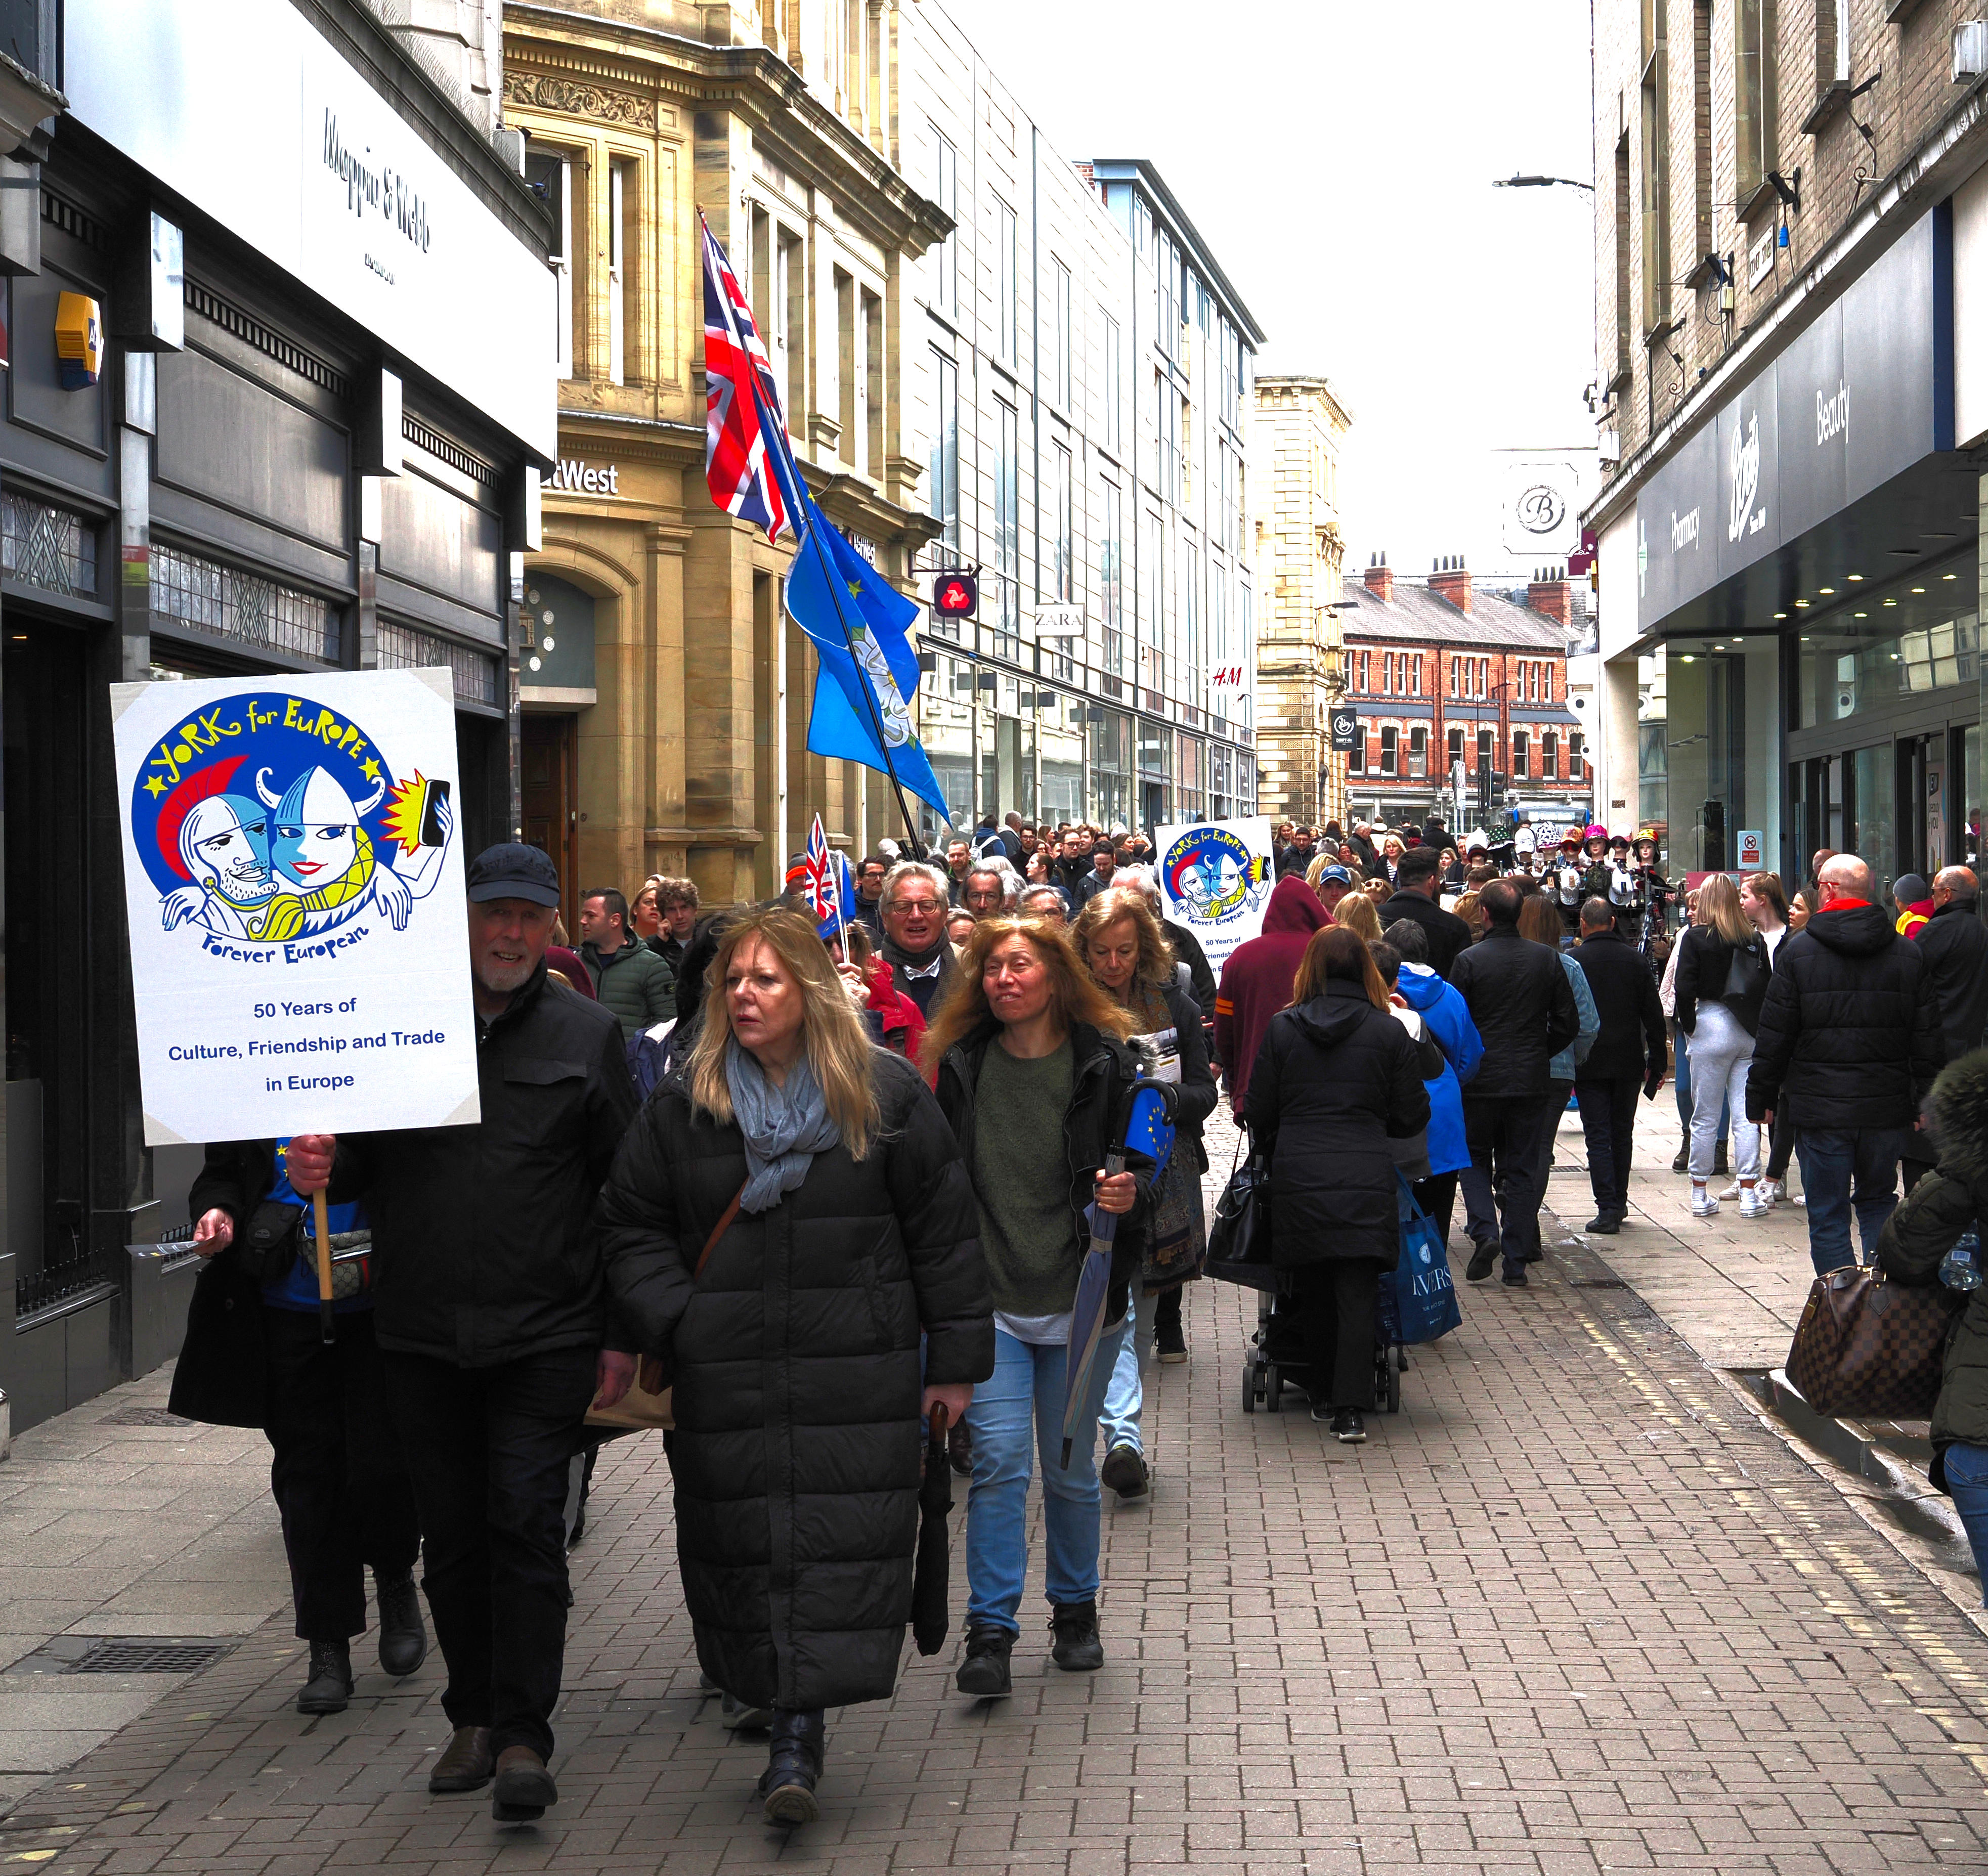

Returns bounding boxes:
[112,668,480,1146]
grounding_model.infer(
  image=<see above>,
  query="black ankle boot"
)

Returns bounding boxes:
[757,1709,826,1825]
[1049,1600,1103,1671]
[297,1638,352,1715]
[375,1570,427,1678]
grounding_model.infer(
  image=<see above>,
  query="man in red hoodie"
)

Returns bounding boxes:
[1213,874,1331,1117]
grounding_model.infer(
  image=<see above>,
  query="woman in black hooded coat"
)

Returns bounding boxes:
[1244,926,1429,1444]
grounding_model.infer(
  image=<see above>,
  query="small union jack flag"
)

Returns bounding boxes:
[802,814,840,923]
[701,211,790,543]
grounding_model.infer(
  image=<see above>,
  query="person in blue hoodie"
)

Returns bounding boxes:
[1382,920,1484,1249]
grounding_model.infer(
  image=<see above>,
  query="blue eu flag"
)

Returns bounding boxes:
[783,486,953,825]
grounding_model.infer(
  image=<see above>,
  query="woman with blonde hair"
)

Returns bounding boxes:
[1332,891,1385,944]
[924,917,1153,1698]
[1673,871,1770,1218]
[1244,926,1428,1442]
[1070,888,1216,1499]
[596,909,991,1823]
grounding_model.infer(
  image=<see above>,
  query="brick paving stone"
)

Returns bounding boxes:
[4,1108,1987,1872]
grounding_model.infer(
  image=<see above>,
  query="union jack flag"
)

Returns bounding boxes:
[802,814,840,924]
[701,211,790,543]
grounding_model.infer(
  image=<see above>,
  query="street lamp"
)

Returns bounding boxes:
[1493,172,1595,194]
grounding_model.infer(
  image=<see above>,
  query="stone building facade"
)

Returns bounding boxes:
[503,0,947,907]
[1251,375,1352,829]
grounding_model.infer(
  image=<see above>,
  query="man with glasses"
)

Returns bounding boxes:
[879,861,960,1016]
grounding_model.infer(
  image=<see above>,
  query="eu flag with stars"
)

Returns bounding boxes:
[783,487,953,824]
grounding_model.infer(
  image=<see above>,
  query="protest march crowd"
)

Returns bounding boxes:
[162,804,1988,1831]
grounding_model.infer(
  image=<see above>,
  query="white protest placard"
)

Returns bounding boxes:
[1153,817,1276,976]
[112,668,480,1146]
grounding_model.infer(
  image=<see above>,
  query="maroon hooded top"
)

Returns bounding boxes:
[1214,875,1331,1117]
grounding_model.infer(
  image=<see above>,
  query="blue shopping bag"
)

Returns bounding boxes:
[1380,1172,1462,1346]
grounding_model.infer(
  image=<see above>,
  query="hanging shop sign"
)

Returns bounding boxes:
[112,668,479,1146]
[1635,205,1953,628]
[1328,706,1361,752]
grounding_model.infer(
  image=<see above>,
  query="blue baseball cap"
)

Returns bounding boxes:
[1314,864,1353,887]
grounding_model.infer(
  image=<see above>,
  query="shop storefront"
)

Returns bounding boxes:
[1600,204,1983,896]
[0,0,552,1430]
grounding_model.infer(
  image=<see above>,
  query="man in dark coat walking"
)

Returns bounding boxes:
[1746,853,1943,1274]
[1918,867,1988,1065]
[1448,878,1579,1285]
[285,843,640,1824]
[1380,846,1471,978]
[1569,899,1667,1234]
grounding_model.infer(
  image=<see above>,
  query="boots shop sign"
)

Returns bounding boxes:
[64,0,554,461]
[1634,206,1953,630]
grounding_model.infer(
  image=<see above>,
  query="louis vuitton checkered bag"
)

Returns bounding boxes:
[1785,1264,1963,1420]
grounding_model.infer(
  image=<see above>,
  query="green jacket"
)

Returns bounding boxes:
[583,937,676,1042]
[1876,1049,1988,1480]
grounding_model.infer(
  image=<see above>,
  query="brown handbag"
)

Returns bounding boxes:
[583,1184,745,1433]
[1783,1264,1964,1420]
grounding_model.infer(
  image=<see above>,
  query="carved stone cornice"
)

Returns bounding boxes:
[503,68,656,129]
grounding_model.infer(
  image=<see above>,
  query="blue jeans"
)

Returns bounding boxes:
[1942,1442,1988,1608]
[1795,1127,1912,1274]
[1099,1291,1157,1454]
[964,1320,1127,1635]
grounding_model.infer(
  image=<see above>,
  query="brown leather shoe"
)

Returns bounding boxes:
[427,1724,494,1794]
[492,1744,557,1822]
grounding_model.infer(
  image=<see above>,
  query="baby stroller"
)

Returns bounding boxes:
[1238,1284,1404,1417]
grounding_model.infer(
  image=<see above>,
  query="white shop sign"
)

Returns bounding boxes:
[112,669,480,1146]
[66,0,555,459]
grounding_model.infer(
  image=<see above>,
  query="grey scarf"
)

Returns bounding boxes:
[724,1038,842,1214]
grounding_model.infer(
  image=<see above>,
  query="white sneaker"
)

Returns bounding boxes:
[1755,1178,1782,1206]
[1690,1185,1720,1218]
[1738,1185,1769,1218]
[1717,1180,1742,1202]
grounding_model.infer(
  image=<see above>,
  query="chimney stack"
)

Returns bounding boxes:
[1429,552,1473,615]
[1362,549,1393,604]
[1527,562,1574,628]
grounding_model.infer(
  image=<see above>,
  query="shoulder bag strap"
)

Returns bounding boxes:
[694,1185,747,1278]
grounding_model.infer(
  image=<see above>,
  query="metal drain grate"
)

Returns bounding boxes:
[1567,1277,1628,1289]
[68,1640,231,1675]
[96,1407,196,1428]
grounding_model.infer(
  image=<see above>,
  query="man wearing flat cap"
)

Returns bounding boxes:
[287,842,639,1825]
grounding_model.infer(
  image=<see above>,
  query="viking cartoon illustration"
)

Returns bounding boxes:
[251,764,451,938]
[159,793,282,938]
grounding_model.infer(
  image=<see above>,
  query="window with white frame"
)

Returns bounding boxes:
[1103,313,1121,451]
[608,160,632,386]
[928,351,959,554]
[1054,260,1072,410]
[525,150,576,379]
[996,399,1019,630]
[1101,477,1123,672]
[997,199,1018,365]
[1543,729,1559,779]
[1380,725,1398,775]
[932,127,958,318]
[1053,442,1074,603]
[1514,729,1530,779]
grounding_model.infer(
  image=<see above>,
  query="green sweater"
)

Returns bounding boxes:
[971,1039,1079,1316]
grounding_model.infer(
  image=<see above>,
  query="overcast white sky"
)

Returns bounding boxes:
[949,0,1600,582]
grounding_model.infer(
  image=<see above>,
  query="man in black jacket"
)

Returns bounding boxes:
[1381,846,1471,978]
[1746,853,1943,1275]
[1920,867,1988,1065]
[1570,899,1667,1234]
[1449,878,1580,1285]
[286,843,639,1824]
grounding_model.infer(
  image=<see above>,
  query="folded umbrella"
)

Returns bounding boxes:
[1058,1080,1176,1468]
[911,1403,955,1656]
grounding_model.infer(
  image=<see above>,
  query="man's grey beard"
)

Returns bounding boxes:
[476,956,537,997]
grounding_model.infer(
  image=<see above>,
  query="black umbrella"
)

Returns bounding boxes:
[911,1404,956,1656]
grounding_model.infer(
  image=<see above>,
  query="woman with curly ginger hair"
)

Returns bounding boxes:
[922,916,1153,1699]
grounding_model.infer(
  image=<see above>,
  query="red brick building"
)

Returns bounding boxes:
[1336,555,1593,834]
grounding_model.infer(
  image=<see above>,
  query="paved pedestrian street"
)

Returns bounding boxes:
[6,1106,1988,1875]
